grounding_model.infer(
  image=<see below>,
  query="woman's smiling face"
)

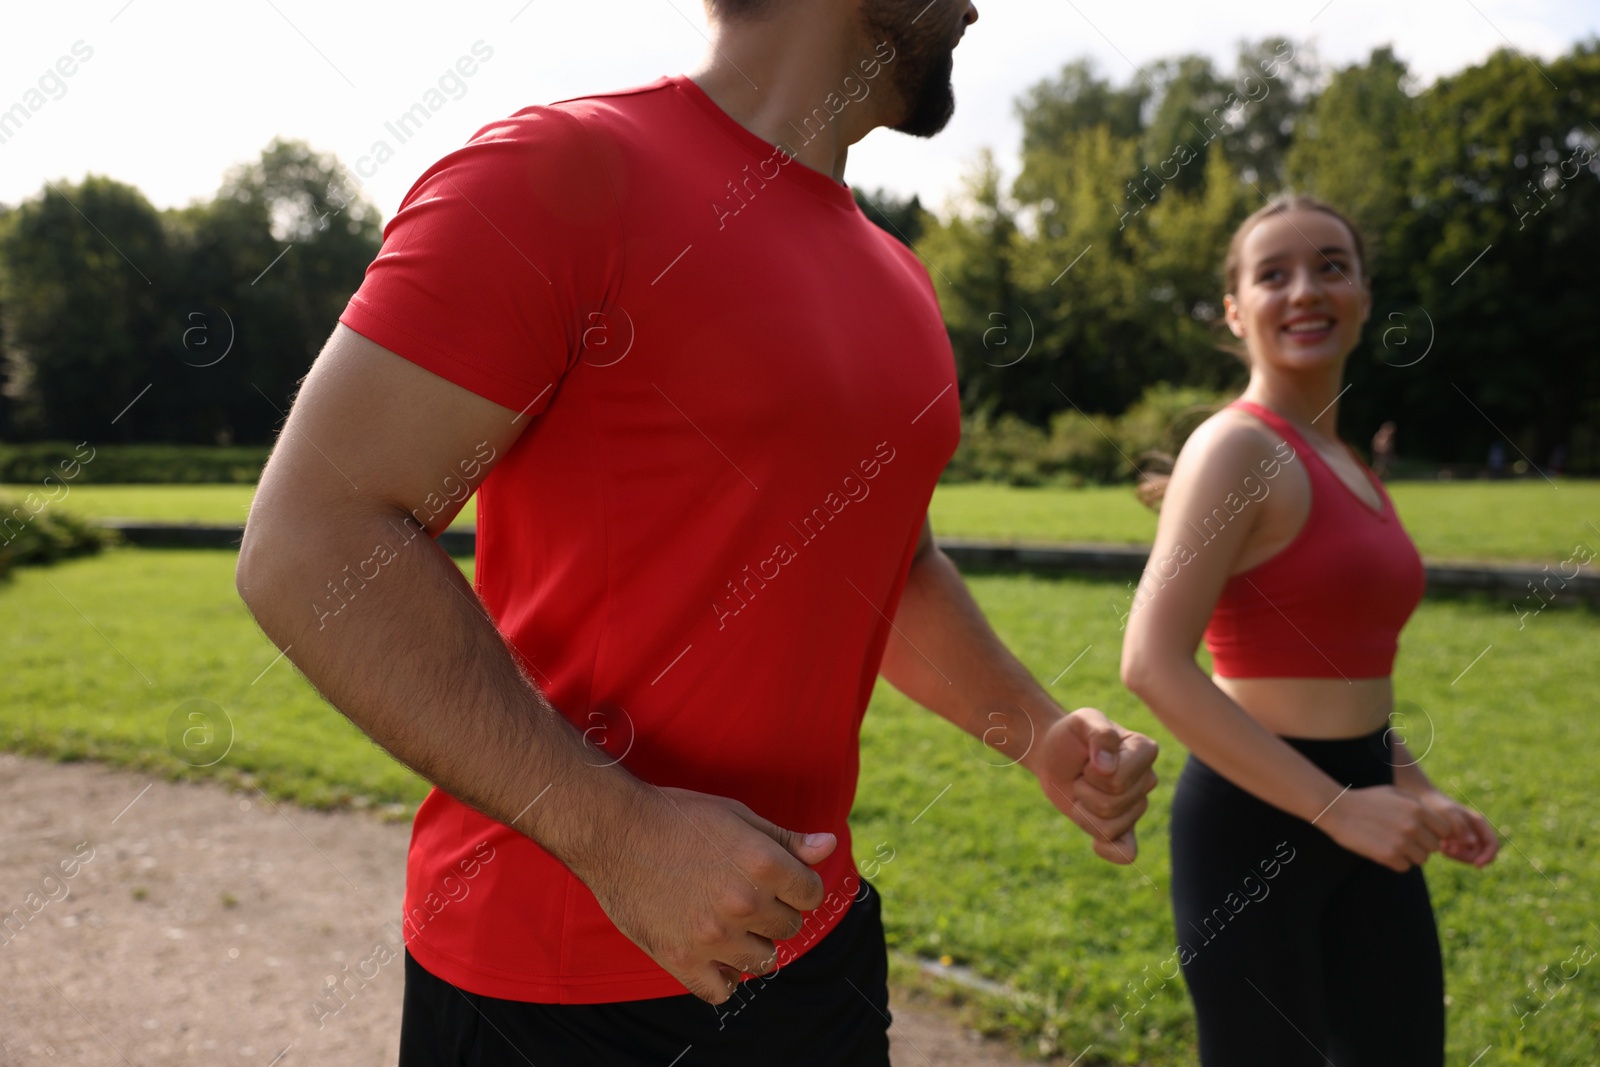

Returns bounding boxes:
[1224,209,1371,373]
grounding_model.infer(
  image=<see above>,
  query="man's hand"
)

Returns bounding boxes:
[875,522,1158,862]
[580,785,837,1005]
[1031,708,1159,864]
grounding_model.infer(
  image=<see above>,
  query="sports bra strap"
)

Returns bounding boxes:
[1228,398,1387,513]
[1230,399,1329,474]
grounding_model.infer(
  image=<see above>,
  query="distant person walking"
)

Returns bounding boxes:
[1120,195,1498,1066]
[1371,419,1396,480]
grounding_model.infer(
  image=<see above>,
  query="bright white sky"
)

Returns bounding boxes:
[2,0,1594,221]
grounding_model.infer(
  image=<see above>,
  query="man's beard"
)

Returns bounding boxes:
[862,1,958,138]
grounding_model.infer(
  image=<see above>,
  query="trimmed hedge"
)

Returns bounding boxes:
[942,384,1233,487]
[0,495,118,580]
[0,443,270,484]
[4,386,1223,491]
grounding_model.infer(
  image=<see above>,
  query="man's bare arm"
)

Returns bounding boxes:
[236,324,835,1003]
[878,517,1159,861]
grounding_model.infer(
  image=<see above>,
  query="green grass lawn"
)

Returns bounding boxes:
[927,480,1600,565]
[12,479,1598,564]
[0,483,478,531]
[2,546,1595,1064]
[0,483,260,526]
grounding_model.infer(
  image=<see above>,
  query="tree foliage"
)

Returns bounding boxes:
[1,43,1595,472]
[923,39,1600,471]
[0,138,379,444]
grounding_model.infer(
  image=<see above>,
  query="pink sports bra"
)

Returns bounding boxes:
[1202,400,1427,679]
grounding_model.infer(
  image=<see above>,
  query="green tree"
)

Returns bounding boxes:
[0,200,13,438]
[1380,44,1600,469]
[919,150,1029,418]
[1137,54,1232,197]
[1013,59,1146,205]
[1222,37,1318,190]
[1126,144,1252,391]
[1287,46,1418,256]
[1135,40,1315,198]
[853,185,926,246]
[158,137,381,444]
[1009,124,1149,421]
[0,176,171,441]
[0,139,380,445]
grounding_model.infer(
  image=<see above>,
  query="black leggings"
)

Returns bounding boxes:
[1169,727,1444,1066]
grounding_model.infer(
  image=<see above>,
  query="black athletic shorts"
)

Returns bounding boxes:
[398,879,891,1066]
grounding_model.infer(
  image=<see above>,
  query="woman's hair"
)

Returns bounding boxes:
[1223,193,1369,299]
[1134,193,1370,511]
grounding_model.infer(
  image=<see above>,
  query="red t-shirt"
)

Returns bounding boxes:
[338,73,961,1003]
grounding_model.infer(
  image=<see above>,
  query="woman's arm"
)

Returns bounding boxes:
[1120,414,1447,871]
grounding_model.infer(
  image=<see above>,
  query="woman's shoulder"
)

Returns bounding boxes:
[1137,401,1305,512]
[1174,403,1287,476]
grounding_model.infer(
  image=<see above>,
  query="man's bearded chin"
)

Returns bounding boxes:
[863,1,959,138]
[890,46,956,137]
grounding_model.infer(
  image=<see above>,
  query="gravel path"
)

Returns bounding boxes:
[0,753,1027,1066]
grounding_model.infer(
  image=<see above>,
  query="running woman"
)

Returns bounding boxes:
[1120,194,1499,1066]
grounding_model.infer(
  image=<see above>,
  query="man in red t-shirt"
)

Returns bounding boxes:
[238,1,1158,1062]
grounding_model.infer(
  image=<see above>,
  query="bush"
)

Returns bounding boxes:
[942,384,1236,487]
[0,495,117,579]
[0,390,1235,490]
[0,442,270,484]
[1114,383,1232,466]
[944,413,1057,486]
[1045,408,1128,485]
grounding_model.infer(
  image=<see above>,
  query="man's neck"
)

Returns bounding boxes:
[686,22,896,186]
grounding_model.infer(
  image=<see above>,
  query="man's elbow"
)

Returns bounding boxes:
[234,520,275,614]
[235,506,301,618]
[911,543,942,572]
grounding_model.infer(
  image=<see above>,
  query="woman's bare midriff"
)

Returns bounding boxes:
[1212,674,1393,739]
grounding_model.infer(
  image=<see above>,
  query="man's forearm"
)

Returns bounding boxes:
[236,504,646,881]
[878,546,1061,773]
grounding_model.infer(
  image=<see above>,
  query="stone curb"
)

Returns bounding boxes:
[100,523,1600,606]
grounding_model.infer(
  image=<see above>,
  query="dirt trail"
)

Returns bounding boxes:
[0,753,1026,1066]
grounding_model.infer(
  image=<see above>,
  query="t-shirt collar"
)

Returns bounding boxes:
[664,73,860,213]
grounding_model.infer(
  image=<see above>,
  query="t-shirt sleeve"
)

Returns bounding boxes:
[338,105,621,418]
